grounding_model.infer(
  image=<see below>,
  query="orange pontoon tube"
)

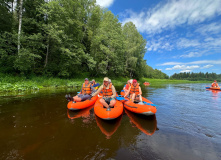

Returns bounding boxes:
[120,92,157,116]
[205,86,221,90]
[67,95,98,111]
[94,97,123,120]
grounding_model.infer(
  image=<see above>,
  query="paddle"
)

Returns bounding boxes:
[205,86,210,89]
[116,96,127,101]
[142,101,158,107]
[116,96,157,106]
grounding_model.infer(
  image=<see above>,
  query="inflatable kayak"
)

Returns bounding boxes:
[67,95,98,111]
[143,82,150,86]
[94,97,123,120]
[95,115,122,139]
[119,92,157,116]
[125,109,157,136]
[205,86,221,90]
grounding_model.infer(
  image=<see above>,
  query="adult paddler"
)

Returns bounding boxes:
[72,78,96,103]
[92,77,116,109]
[124,79,142,103]
[211,80,219,88]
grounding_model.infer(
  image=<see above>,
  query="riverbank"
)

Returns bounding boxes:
[0,74,211,93]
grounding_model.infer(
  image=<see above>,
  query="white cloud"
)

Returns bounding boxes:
[146,38,174,51]
[177,38,200,48]
[121,0,221,34]
[96,0,115,8]
[179,52,203,58]
[160,59,221,66]
[195,22,221,35]
[180,70,192,73]
[201,64,214,69]
[165,65,200,70]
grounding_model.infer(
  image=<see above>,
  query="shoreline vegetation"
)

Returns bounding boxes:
[0,74,211,94]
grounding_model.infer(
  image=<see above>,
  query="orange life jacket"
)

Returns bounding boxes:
[129,83,140,95]
[212,82,218,87]
[125,83,131,90]
[102,83,113,97]
[81,83,92,95]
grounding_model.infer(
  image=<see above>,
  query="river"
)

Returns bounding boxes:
[0,83,220,160]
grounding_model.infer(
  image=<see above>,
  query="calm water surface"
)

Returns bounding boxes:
[0,83,221,160]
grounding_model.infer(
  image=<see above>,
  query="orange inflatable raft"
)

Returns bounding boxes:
[205,86,221,90]
[67,95,98,111]
[120,92,157,116]
[125,109,157,136]
[94,97,123,120]
[143,82,150,86]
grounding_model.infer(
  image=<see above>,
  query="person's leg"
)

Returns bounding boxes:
[100,98,109,108]
[109,99,116,107]
[81,95,91,101]
[131,93,135,103]
[73,95,82,102]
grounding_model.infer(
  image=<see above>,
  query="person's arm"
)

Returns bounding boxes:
[111,85,116,98]
[92,85,103,97]
[138,86,142,95]
[124,86,131,97]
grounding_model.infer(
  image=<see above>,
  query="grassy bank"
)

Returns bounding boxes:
[0,74,211,93]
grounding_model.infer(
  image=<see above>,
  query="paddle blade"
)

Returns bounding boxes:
[116,97,125,101]
[143,101,158,107]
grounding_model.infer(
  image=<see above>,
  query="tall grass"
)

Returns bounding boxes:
[0,73,210,93]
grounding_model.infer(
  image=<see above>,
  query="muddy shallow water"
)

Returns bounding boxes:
[0,83,221,160]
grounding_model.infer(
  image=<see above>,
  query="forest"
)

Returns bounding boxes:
[170,72,221,81]
[0,0,169,79]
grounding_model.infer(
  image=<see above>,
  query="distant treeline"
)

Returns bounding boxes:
[0,0,168,79]
[170,72,221,81]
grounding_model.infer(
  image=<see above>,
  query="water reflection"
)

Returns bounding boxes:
[95,115,122,139]
[211,90,220,100]
[67,105,94,124]
[125,109,157,136]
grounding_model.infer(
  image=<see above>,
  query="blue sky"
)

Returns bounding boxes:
[96,0,221,76]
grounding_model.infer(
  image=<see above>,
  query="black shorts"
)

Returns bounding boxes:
[103,97,115,105]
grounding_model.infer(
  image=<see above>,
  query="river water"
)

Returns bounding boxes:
[0,83,220,160]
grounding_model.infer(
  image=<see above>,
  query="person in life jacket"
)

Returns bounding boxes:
[92,77,116,109]
[72,78,96,103]
[124,79,142,103]
[91,79,96,86]
[211,80,219,88]
[123,79,132,94]
[91,79,99,90]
